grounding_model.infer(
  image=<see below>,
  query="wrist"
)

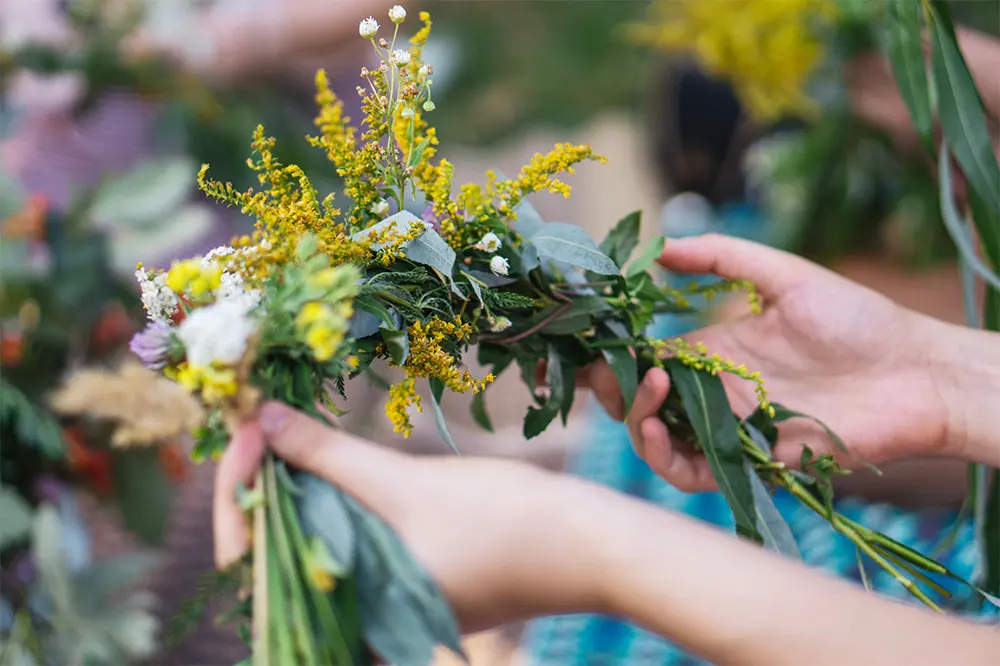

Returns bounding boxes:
[926,317,1000,465]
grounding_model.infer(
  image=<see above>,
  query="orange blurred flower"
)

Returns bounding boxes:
[63,425,114,495]
[0,331,24,366]
[1,194,49,242]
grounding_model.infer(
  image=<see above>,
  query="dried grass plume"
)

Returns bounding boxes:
[51,362,207,447]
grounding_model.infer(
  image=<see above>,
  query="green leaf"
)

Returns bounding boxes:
[380,327,409,366]
[342,494,466,664]
[884,0,935,154]
[525,222,619,275]
[0,485,34,550]
[939,144,1000,292]
[460,272,485,306]
[665,359,761,544]
[600,347,636,415]
[112,448,175,545]
[33,505,73,611]
[428,379,460,455]
[625,235,666,278]
[523,348,567,439]
[512,198,546,238]
[470,392,493,432]
[745,461,802,559]
[406,228,458,285]
[89,157,197,227]
[599,210,642,268]
[0,379,65,459]
[294,472,356,573]
[71,552,162,614]
[929,2,1000,211]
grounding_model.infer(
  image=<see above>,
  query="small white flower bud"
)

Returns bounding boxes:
[422,100,436,112]
[359,17,379,39]
[390,49,411,66]
[490,256,510,276]
[388,5,406,23]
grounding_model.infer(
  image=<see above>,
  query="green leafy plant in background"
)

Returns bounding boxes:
[877,0,1000,604]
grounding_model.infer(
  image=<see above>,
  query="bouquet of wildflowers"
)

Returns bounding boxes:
[52,7,991,664]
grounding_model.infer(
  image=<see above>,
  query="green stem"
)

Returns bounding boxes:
[738,429,944,612]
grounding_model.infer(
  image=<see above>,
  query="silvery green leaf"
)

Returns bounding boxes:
[406,227,458,286]
[512,198,545,238]
[350,310,383,338]
[525,222,619,275]
[518,243,540,273]
[103,606,159,660]
[428,379,460,455]
[294,472,356,573]
[351,211,426,250]
[744,460,802,559]
[343,495,466,664]
[54,492,92,573]
[0,485,33,550]
[464,269,516,287]
[460,272,484,306]
[90,157,197,227]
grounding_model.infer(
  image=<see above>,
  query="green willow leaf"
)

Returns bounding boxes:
[665,359,761,544]
[938,144,1000,292]
[525,222,619,275]
[884,0,934,155]
[428,379,460,455]
[600,347,636,415]
[599,210,642,268]
[928,2,1000,211]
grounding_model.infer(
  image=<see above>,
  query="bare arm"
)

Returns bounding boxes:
[578,477,998,666]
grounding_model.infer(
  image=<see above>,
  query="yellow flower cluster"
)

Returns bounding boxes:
[629,0,835,120]
[172,362,239,406]
[385,374,423,437]
[401,318,494,393]
[492,144,607,217]
[296,265,359,362]
[685,279,762,315]
[650,337,773,416]
[166,258,222,298]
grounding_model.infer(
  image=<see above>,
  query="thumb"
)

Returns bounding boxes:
[657,233,825,300]
[257,401,410,513]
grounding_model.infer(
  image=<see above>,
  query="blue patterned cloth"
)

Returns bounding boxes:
[522,199,988,666]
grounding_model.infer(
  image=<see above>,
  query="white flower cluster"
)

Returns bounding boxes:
[135,268,178,324]
[202,245,263,311]
[176,298,257,367]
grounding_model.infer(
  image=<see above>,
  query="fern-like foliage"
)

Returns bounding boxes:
[163,562,245,650]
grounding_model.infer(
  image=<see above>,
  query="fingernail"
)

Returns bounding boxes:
[258,402,289,435]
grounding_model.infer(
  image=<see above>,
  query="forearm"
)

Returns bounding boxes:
[564,479,999,666]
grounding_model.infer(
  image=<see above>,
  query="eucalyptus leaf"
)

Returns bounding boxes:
[342,495,466,664]
[600,347,636,415]
[599,210,642,268]
[512,198,545,238]
[665,360,761,544]
[0,485,33,550]
[929,3,1000,211]
[349,310,383,339]
[351,211,426,250]
[71,552,161,614]
[429,379,460,455]
[33,505,73,611]
[294,472,356,573]
[884,0,934,154]
[626,235,666,278]
[525,222,619,275]
[460,272,485,306]
[112,447,174,545]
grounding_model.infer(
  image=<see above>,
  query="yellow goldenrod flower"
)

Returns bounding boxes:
[385,374,423,437]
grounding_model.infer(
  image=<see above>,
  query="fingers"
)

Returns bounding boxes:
[585,361,625,420]
[626,368,717,492]
[213,420,266,569]
[657,234,824,300]
[626,368,670,457]
[257,401,408,513]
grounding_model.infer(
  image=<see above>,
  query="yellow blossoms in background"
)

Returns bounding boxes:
[629,0,835,120]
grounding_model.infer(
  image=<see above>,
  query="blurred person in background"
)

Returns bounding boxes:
[521,27,1000,665]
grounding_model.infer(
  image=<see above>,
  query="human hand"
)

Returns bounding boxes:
[213,401,611,634]
[587,234,965,491]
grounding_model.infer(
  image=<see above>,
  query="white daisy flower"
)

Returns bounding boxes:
[475,232,502,253]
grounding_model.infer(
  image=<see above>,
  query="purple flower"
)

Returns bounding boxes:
[421,204,442,233]
[129,320,173,369]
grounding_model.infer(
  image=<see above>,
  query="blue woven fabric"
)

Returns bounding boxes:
[521,201,988,666]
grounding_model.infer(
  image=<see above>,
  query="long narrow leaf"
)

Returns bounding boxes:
[745,461,801,559]
[665,360,761,544]
[884,0,935,155]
